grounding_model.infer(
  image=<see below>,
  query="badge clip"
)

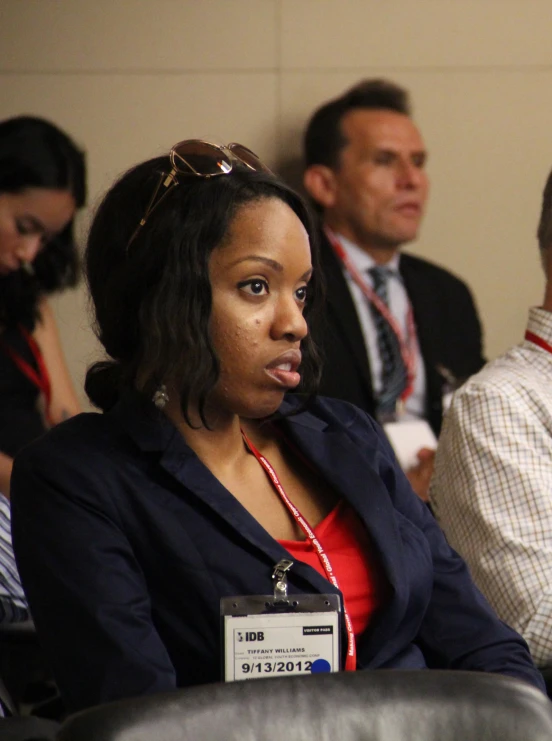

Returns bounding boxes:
[272,559,293,601]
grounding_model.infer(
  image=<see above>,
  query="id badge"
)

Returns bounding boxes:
[221,560,341,681]
[221,594,340,681]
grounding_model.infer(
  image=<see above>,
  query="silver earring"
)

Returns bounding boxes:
[152,384,169,409]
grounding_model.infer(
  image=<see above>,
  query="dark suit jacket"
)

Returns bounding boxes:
[10,393,542,712]
[314,231,486,434]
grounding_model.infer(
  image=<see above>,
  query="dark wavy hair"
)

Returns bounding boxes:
[85,155,324,425]
[0,116,86,329]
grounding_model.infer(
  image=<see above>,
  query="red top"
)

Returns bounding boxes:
[278,501,385,637]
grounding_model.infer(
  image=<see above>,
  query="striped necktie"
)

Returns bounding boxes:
[368,266,408,417]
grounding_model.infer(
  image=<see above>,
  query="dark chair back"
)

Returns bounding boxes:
[57,670,552,741]
[0,662,59,740]
[0,717,58,740]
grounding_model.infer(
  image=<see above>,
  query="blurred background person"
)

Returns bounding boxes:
[302,79,485,501]
[0,115,85,623]
[0,115,85,496]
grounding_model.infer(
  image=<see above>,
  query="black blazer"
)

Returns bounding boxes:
[10,393,543,712]
[313,231,486,435]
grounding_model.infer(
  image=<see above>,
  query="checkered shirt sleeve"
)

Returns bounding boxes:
[430,342,552,667]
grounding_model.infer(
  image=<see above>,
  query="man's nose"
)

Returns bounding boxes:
[397,160,425,189]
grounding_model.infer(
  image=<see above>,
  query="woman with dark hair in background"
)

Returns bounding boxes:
[10,140,544,712]
[0,116,86,621]
[0,115,85,491]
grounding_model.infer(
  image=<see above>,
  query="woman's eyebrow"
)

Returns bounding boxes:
[228,255,283,272]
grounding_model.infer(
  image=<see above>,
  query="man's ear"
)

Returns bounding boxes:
[303,165,338,209]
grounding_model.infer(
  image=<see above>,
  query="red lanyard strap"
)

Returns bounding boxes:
[324,226,417,405]
[241,430,356,672]
[525,329,552,355]
[0,325,52,425]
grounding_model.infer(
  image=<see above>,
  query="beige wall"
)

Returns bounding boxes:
[1,0,551,409]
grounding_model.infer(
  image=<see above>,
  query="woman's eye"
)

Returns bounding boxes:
[296,285,308,303]
[16,221,32,236]
[16,220,45,240]
[238,279,269,296]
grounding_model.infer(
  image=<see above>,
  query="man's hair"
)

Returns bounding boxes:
[85,156,324,425]
[537,168,552,260]
[304,79,411,170]
[0,116,86,329]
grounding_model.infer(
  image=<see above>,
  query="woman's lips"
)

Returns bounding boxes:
[265,365,301,389]
[265,350,302,389]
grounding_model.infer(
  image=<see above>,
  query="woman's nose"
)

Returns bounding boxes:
[272,296,308,342]
[15,234,42,265]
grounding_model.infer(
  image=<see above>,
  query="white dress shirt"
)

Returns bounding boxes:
[337,234,426,419]
[430,307,552,667]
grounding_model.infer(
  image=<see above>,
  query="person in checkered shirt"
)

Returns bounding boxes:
[430,166,552,669]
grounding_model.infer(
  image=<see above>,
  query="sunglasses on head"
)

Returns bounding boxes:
[126,139,272,250]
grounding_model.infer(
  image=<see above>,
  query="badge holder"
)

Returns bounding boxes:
[221,559,341,681]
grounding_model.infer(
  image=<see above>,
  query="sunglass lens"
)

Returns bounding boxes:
[228,143,272,174]
[172,141,233,176]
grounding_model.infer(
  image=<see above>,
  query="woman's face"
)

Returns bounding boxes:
[0,187,76,275]
[208,197,312,420]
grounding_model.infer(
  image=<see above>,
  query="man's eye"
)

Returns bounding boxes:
[373,153,394,166]
[412,153,427,168]
[238,279,269,296]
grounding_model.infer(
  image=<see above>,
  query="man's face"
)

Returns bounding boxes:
[329,109,429,252]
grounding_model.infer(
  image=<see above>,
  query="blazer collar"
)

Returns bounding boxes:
[280,401,405,595]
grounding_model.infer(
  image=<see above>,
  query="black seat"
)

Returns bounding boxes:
[57,670,552,741]
[0,620,63,720]
[0,667,58,740]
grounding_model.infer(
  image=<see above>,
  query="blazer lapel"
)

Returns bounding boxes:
[399,253,435,369]
[281,411,411,642]
[319,231,374,394]
[399,254,444,429]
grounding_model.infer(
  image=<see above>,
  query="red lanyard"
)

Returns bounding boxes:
[0,325,52,425]
[325,226,417,406]
[525,329,552,355]
[241,429,356,672]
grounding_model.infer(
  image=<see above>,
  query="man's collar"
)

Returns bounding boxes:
[332,231,401,274]
[526,306,552,347]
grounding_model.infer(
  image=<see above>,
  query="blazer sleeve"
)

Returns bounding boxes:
[10,442,177,712]
[347,407,544,692]
[445,277,486,377]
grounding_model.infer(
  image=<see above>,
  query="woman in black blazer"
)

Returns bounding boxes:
[10,140,544,712]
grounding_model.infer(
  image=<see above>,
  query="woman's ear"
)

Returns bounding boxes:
[303,165,338,210]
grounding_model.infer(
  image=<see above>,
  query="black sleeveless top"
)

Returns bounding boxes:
[0,325,46,457]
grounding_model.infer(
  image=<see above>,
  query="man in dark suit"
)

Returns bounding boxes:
[302,79,485,498]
